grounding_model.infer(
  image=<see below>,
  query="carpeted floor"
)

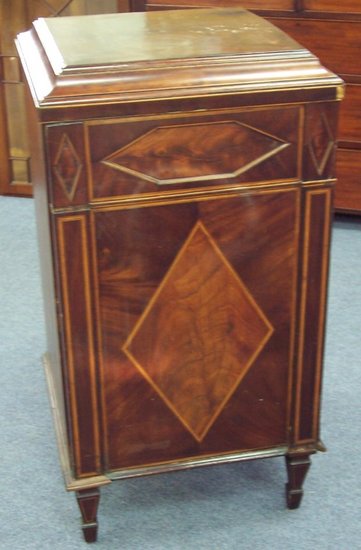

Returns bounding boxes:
[0,196,360,549]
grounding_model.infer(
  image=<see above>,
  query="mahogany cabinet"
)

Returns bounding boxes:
[130,0,361,215]
[16,8,343,542]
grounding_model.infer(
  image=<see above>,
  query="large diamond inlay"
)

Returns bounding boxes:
[102,121,289,185]
[123,222,273,441]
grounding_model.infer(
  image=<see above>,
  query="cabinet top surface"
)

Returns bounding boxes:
[36,9,301,70]
[16,8,343,111]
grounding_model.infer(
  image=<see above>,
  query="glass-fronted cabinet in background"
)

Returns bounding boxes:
[0,0,128,197]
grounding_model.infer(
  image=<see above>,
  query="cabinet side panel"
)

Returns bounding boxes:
[56,214,101,477]
[295,187,332,443]
[25,92,72,474]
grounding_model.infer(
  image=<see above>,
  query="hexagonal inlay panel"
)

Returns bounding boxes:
[102,121,289,185]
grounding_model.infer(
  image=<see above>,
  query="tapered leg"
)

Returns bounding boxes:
[76,488,100,543]
[285,452,311,509]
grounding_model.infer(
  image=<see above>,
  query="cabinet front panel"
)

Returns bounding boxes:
[93,188,299,471]
[335,149,361,212]
[339,85,361,144]
[87,107,299,201]
[270,19,361,77]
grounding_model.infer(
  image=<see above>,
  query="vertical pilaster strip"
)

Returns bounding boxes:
[57,214,101,477]
[295,187,332,443]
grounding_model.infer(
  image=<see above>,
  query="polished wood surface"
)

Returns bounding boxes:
[135,0,361,214]
[96,190,296,469]
[270,18,361,77]
[303,0,361,12]
[339,85,361,144]
[76,488,100,543]
[262,15,361,213]
[42,8,301,66]
[335,149,361,214]
[17,8,342,541]
[285,451,312,509]
[86,108,299,200]
[302,102,339,181]
[17,8,341,111]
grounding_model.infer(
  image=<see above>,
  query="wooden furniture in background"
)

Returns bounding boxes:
[17,8,343,542]
[130,0,361,215]
[0,0,128,197]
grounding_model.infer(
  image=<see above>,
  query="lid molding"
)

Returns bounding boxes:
[16,8,343,109]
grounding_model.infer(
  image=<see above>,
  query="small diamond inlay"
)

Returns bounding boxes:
[53,133,82,201]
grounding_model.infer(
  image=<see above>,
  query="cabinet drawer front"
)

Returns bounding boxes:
[271,18,361,76]
[304,0,361,13]
[335,149,361,212]
[87,107,299,201]
[339,84,361,144]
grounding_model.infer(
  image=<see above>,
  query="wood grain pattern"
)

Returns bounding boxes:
[102,121,289,185]
[47,124,88,208]
[295,188,331,443]
[123,221,273,441]
[95,189,299,470]
[89,107,299,199]
[17,8,342,536]
[303,0,361,13]
[57,215,101,477]
[270,18,361,77]
[339,84,361,144]
[130,3,354,213]
[16,9,341,112]
[303,103,338,181]
[53,134,82,201]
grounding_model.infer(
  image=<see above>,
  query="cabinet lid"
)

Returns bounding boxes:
[16,8,343,109]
